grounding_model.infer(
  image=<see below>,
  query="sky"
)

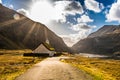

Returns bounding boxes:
[0,0,120,46]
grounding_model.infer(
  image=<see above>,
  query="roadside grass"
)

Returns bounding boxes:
[0,50,45,80]
[63,55,120,80]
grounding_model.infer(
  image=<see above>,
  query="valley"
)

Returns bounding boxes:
[0,1,120,80]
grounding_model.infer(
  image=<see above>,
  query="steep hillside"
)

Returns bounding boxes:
[88,25,120,38]
[72,25,120,55]
[0,4,69,52]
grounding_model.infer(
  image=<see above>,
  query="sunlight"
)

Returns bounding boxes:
[23,22,37,42]
[30,1,54,24]
[29,0,64,24]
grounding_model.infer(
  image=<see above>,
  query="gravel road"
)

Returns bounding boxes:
[15,57,93,80]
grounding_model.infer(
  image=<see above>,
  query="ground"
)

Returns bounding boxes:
[1,50,119,80]
[64,55,120,80]
[0,50,44,80]
[15,57,93,80]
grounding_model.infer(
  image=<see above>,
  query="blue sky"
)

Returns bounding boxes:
[0,0,120,46]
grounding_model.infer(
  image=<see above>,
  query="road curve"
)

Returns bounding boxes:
[15,57,93,80]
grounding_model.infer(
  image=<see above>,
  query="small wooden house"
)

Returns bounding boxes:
[32,27,56,57]
[32,42,55,56]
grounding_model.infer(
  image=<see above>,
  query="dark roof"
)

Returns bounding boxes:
[42,42,55,51]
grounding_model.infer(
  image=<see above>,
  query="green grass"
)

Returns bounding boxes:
[63,55,120,80]
[0,50,45,80]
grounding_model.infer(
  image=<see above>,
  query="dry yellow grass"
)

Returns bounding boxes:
[64,55,120,80]
[0,50,45,80]
[0,49,32,54]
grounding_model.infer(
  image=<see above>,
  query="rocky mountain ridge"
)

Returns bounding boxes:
[72,25,120,55]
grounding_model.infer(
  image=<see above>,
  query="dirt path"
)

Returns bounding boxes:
[15,57,93,80]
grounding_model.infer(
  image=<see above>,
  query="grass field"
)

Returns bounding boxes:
[0,50,45,80]
[64,55,120,80]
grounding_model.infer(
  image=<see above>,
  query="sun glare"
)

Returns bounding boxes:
[29,1,64,24]
[30,1,54,24]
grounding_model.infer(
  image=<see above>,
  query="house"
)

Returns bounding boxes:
[32,27,55,57]
[32,42,55,57]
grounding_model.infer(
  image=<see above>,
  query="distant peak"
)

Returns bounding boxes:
[88,25,120,38]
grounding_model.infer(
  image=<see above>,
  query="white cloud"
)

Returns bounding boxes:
[30,0,65,24]
[29,0,83,24]
[17,8,29,16]
[70,30,90,41]
[60,35,75,47]
[60,29,91,47]
[61,23,95,47]
[46,20,74,35]
[106,0,120,22]
[9,4,14,9]
[0,0,2,3]
[55,1,84,15]
[77,15,94,23]
[85,0,104,13]
[71,23,93,31]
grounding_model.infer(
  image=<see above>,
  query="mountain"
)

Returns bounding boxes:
[88,25,120,38]
[0,4,69,52]
[72,25,120,55]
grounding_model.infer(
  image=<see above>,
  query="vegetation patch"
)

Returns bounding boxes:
[0,50,45,80]
[63,55,120,80]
